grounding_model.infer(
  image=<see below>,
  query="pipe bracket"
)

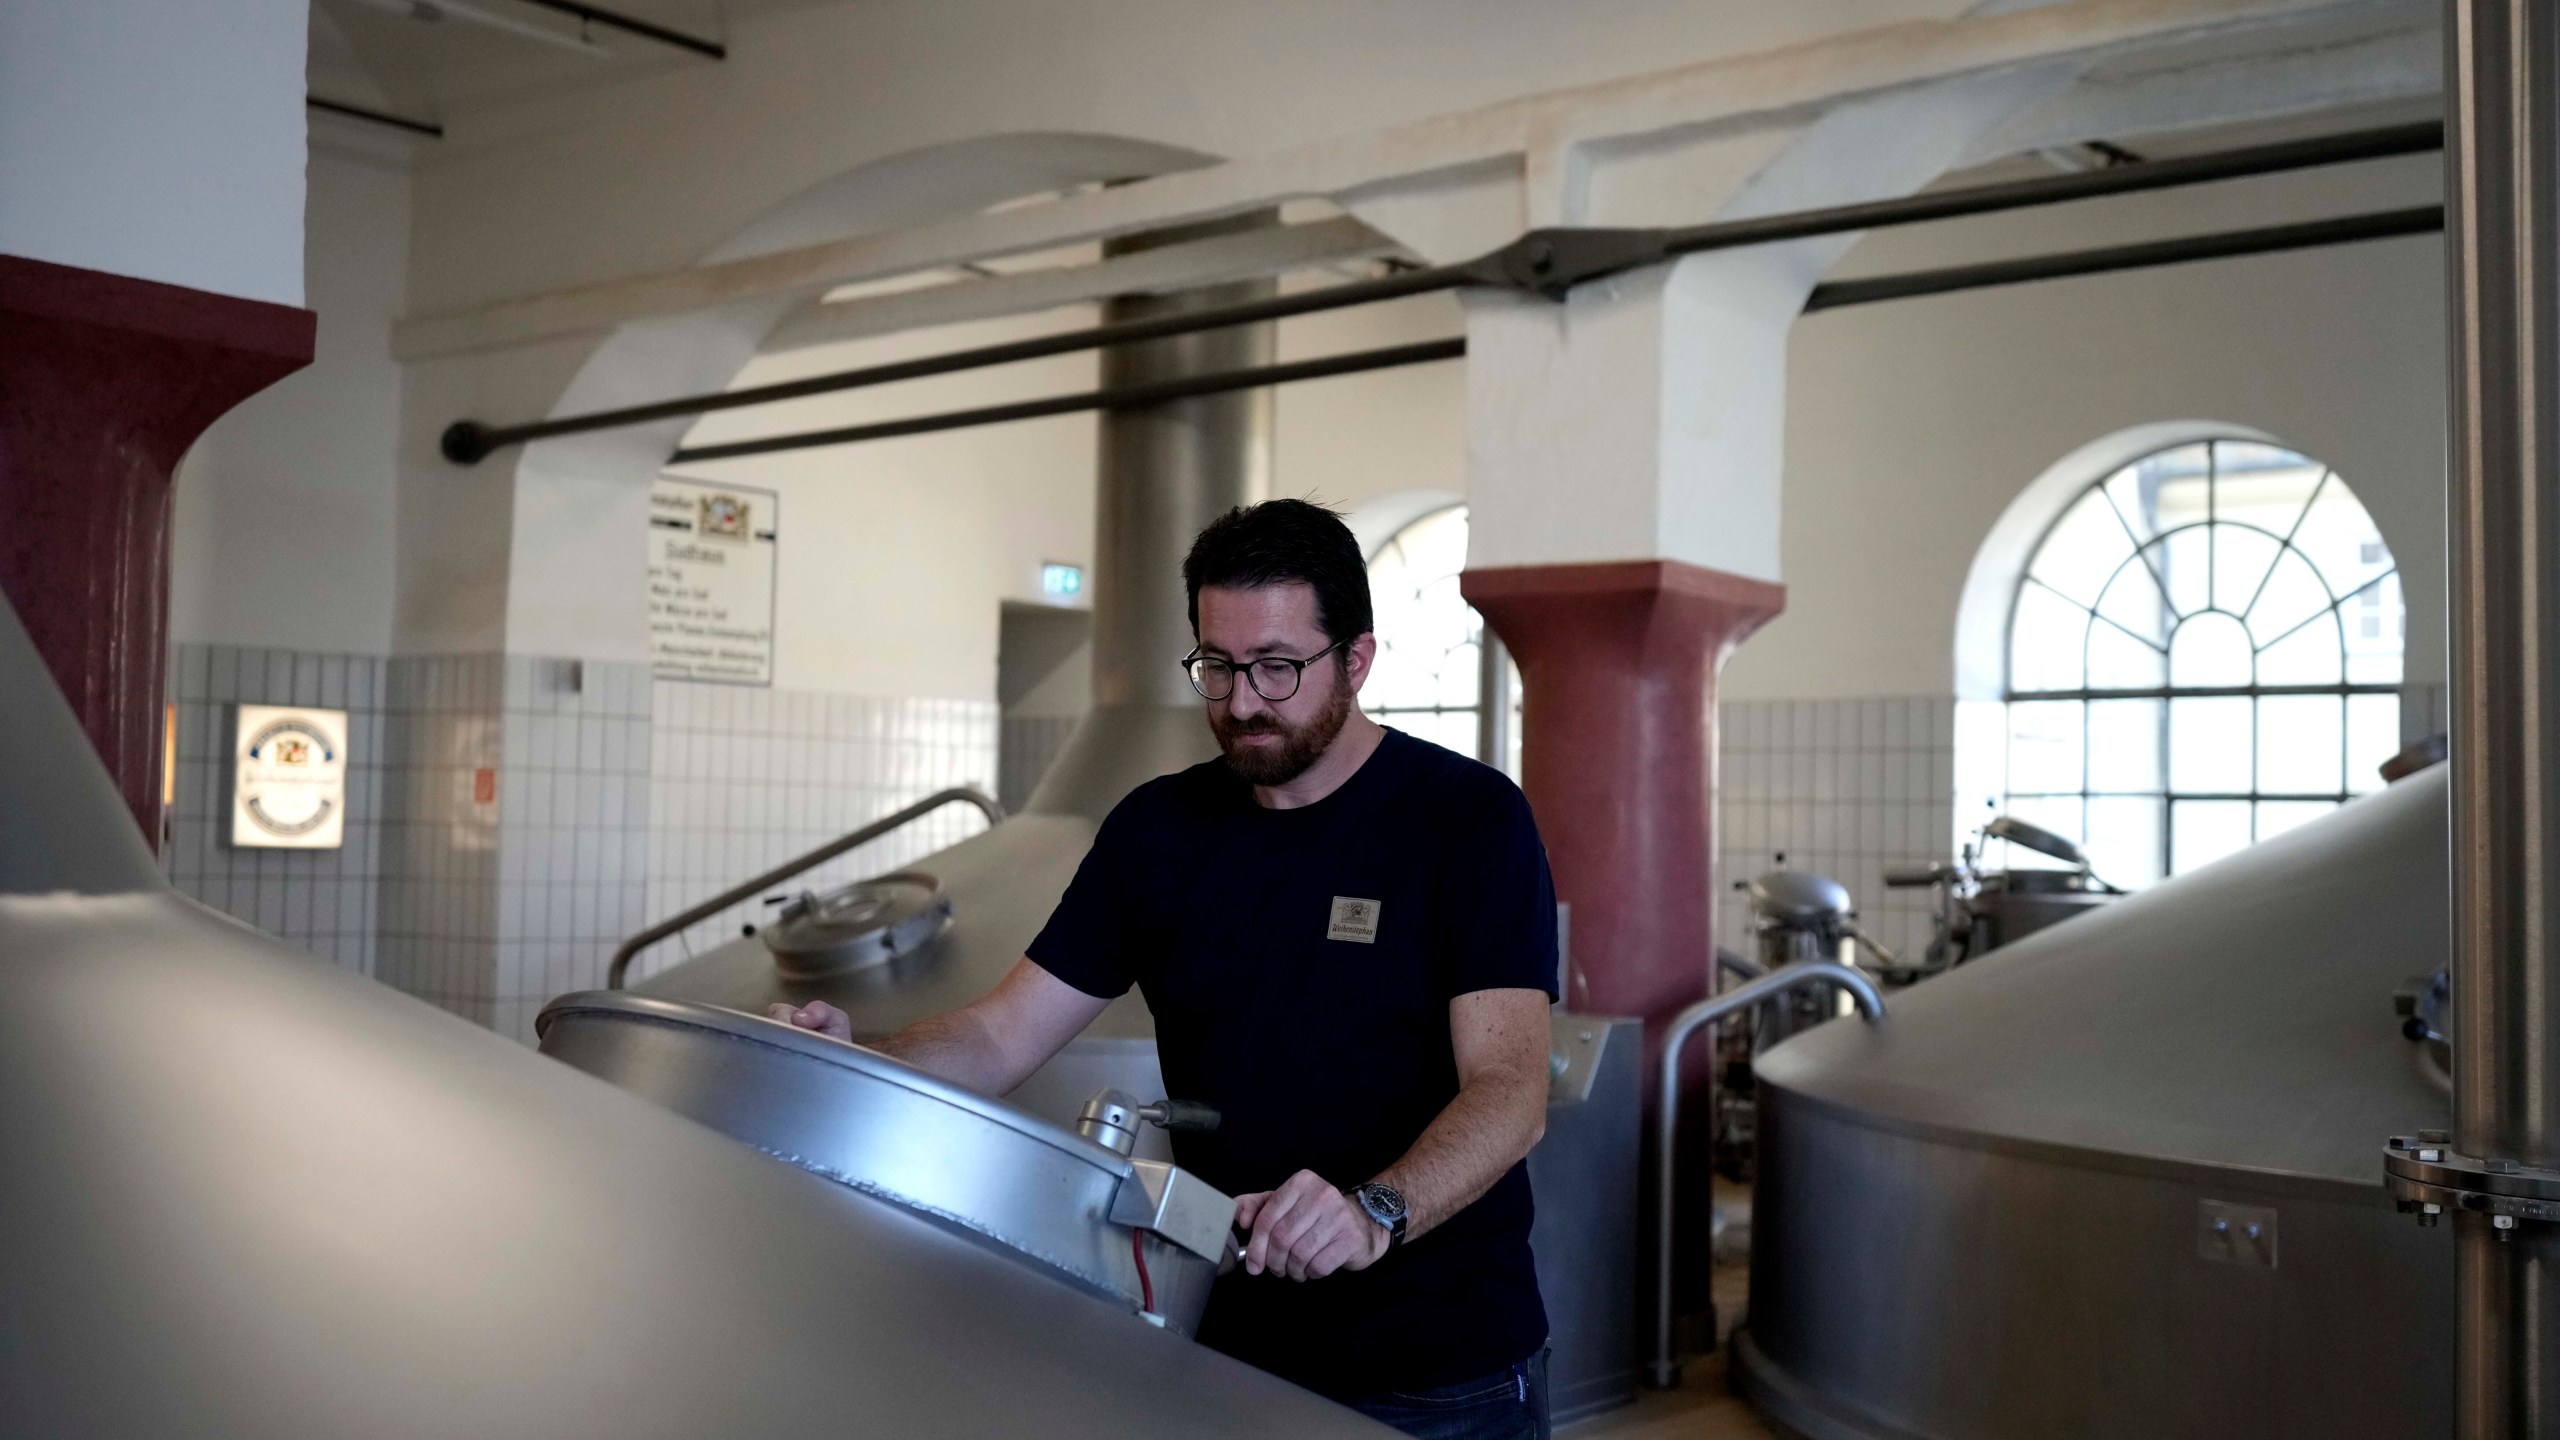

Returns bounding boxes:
[2385,1132,2560,1226]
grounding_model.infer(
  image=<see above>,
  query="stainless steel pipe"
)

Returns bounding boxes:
[2444,1,2560,1430]
[1650,961,1884,1388]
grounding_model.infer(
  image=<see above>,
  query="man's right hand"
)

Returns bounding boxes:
[766,1000,852,1041]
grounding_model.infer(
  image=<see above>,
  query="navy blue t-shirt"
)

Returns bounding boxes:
[1028,728,1559,1399]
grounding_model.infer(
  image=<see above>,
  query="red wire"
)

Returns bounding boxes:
[1130,1228,1156,1314]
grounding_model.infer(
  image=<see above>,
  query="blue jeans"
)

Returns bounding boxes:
[1347,1349,1549,1440]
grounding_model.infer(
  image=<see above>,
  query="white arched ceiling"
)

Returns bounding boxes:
[501,131,1222,661]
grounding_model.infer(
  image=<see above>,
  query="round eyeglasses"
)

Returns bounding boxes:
[1181,641,1348,702]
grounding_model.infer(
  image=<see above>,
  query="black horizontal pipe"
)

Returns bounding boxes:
[307,96,443,139]
[442,266,1457,464]
[445,119,2445,466]
[1801,205,2443,312]
[514,0,724,58]
[1649,120,2439,273]
[670,338,1466,464]
[673,203,2445,464]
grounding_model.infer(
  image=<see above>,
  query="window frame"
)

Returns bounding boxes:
[1999,437,2402,882]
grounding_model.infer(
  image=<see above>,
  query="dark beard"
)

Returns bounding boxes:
[1212,678,1353,787]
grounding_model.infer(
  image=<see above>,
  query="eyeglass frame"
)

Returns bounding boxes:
[1179,640,1351,702]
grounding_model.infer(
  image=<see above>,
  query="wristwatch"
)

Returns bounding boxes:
[1350,1181,1408,1250]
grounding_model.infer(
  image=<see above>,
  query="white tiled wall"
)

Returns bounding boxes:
[490,659,655,1043]
[375,653,505,1027]
[155,640,1001,1043]
[633,683,999,986]
[1716,697,1958,964]
[999,713,1079,813]
[165,644,388,975]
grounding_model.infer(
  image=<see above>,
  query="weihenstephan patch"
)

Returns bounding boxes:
[1327,896,1382,944]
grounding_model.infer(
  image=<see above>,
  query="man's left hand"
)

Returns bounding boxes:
[1233,1170,1390,1281]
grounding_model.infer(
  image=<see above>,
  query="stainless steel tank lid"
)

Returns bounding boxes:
[534,991,1236,1333]
[537,989,1116,1168]
[1751,869,1854,925]
[760,871,953,979]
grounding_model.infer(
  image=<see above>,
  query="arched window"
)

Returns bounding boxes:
[1363,505,1521,774]
[2001,437,2402,886]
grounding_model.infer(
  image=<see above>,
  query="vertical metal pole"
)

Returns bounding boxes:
[2446,1,2560,1431]
[1477,630,1513,772]
[1088,221,1277,711]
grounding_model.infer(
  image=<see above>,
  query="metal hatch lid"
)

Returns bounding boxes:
[536,989,1136,1178]
[1756,765,2453,1191]
[760,871,954,979]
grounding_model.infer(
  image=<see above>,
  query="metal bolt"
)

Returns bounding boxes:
[2419,1211,2441,1228]
[2424,1203,2444,1214]
[2494,1215,2518,1231]
[2418,1148,2444,1163]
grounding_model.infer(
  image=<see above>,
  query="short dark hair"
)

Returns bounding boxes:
[1182,498,1374,646]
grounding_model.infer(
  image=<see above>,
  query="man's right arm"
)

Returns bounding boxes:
[767,956,1107,1097]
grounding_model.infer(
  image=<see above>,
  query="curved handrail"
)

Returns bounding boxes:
[605,786,1004,989]
[1651,960,1885,1389]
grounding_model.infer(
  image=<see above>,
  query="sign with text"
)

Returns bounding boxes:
[232,704,349,849]
[648,476,778,685]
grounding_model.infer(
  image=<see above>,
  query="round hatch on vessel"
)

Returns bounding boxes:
[761,872,952,979]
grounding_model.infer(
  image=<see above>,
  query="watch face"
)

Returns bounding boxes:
[1361,1183,1407,1223]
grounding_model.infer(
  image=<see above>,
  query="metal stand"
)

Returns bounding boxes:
[2392,2,2560,1433]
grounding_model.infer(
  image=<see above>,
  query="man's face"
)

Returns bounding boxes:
[1195,582,1373,787]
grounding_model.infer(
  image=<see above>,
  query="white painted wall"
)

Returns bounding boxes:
[1725,148,2447,701]
[662,279,1464,701]
[171,145,411,655]
[0,0,306,306]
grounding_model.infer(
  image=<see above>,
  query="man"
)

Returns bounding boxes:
[773,499,1559,1439]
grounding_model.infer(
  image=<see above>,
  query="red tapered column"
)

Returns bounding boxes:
[1464,559,1782,1028]
[1465,558,1781,1351]
[0,256,315,844]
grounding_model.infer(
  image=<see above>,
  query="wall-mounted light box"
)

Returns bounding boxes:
[1040,562,1084,602]
[232,704,349,849]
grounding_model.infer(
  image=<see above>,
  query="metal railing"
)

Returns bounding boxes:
[1715,946,1767,983]
[1652,960,1886,1389]
[605,786,1003,989]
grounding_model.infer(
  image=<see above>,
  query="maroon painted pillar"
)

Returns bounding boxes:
[1464,558,1782,1346]
[1464,559,1783,1027]
[0,255,315,845]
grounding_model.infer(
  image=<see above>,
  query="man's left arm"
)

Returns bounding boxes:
[1239,986,1550,1281]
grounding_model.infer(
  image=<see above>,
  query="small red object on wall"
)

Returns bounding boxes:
[474,768,497,805]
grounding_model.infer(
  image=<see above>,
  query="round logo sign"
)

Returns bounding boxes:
[239,716,341,839]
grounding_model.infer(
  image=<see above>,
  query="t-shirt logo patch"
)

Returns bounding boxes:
[1327,896,1382,944]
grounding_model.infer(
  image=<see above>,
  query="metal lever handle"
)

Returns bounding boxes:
[1142,1099,1221,1133]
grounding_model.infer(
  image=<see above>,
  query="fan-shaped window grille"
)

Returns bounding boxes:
[2002,438,2402,885]
[1365,505,1521,774]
